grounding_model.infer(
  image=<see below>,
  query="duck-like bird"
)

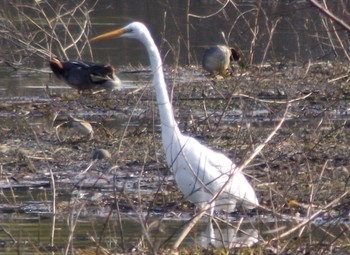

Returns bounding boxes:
[49,57,121,92]
[202,45,240,76]
[91,22,258,214]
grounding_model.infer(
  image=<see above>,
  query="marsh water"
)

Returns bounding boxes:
[1,1,350,254]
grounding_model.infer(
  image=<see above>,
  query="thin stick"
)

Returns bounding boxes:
[64,202,87,255]
[186,0,191,65]
[49,167,56,249]
[307,0,350,32]
[188,0,230,18]
[271,189,350,241]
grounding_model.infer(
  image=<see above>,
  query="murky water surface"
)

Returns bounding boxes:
[1,0,350,254]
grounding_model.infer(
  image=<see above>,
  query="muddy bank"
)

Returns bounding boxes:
[1,62,350,212]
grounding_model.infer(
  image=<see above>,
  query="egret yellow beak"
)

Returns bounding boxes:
[91,28,126,42]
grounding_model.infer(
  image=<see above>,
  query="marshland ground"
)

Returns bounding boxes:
[0,0,350,254]
[0,61,349,254]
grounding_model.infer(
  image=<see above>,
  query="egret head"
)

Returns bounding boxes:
[91,22,148,42]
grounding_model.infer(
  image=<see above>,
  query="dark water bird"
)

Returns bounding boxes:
[91,22,258,215]
[49,57,121,92]
[202,45,240,76]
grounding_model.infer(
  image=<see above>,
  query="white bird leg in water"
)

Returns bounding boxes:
[91,21,258,218]
[207,219,216,247]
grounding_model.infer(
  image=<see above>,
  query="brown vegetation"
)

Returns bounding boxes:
[0,1,349,254]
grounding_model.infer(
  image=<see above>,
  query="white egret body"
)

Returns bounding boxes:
[91,22,258,212]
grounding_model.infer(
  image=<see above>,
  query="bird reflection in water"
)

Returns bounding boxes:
[199,221,259,249]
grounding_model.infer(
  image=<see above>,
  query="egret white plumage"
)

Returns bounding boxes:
[91,22,258,213]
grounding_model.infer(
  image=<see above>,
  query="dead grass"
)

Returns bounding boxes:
[0,0,97,68]
[0,62,349,254]
[0,1,350,254]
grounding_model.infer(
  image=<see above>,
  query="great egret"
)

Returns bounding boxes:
[91,22,258,213]
[49,57,121,92]
[202,45,240,76]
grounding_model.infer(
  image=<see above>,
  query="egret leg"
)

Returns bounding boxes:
[207,215,215,247]
[208,204,215,246]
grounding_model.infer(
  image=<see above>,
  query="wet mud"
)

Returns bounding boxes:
[0,62,350,253]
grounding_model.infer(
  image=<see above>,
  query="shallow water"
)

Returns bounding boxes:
[1,64,350,253]
[1,1,350,254]
[0,215,262,253]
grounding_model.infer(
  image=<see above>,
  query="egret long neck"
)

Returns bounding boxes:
[141,32,180,136]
